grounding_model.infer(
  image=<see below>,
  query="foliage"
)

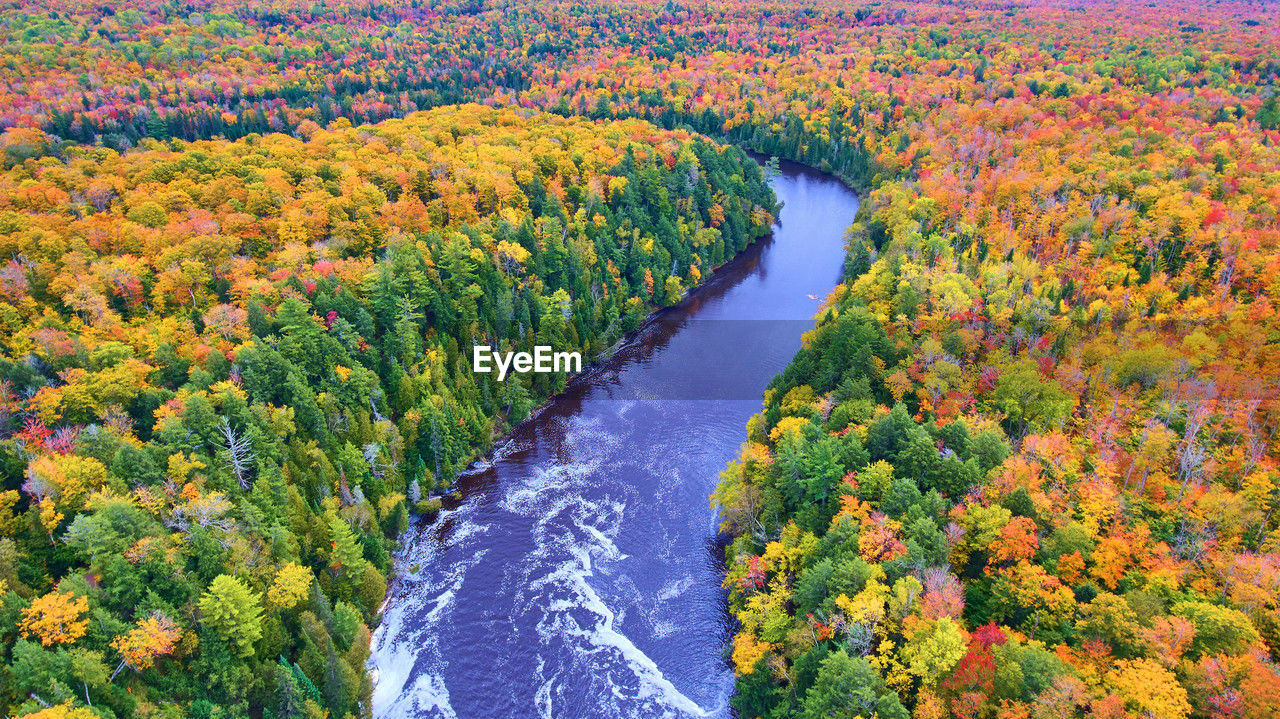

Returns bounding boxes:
[110,613,181,672]
[19,592,89,647]
[198,575,264,658]
[0,86,771,713]
[1,0,1279,715]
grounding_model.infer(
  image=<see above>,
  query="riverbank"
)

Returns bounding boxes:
[369,158,859,718]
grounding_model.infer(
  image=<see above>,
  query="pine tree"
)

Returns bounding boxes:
[1259,94,1280,132]
[198,575,264,658]
[325,510,367,577]
[146,111,169,140]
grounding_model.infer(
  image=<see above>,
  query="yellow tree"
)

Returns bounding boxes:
[198,575,264,658]
[110,612,182,679]
[903,617,968,684]
[20,592,90,647]
[730,632,774,675]
[38,498,63,541]
[1106,658,1191,719]
[266,562,313,611]
[20,702,97,719]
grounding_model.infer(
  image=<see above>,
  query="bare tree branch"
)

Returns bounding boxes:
[218,416,256,490]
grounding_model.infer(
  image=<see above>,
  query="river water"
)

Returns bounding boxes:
[369,160,859,718]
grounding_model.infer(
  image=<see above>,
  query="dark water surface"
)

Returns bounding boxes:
[370,161,859,718]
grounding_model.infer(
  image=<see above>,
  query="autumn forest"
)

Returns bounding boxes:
[1,0,1279,718]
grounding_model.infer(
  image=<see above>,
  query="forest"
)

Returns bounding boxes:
[0,101,773,717]
[2,0,1279,717]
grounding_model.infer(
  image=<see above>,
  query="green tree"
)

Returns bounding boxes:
[325,509,368,577]
[1172,600,1262,657]
[904,617,968,684]
[802,650,886,719]
[1259,94,1280,131]
[198,575,265,658]
[990,361,1073,436]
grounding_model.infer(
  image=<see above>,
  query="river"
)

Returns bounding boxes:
[369,160,859,718]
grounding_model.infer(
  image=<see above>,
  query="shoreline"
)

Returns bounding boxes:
[376,149,786,604]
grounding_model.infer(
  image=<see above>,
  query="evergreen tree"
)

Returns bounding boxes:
[198,575,265,658]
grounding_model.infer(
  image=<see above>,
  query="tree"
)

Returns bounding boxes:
[198,575,264,658]
[1106,658,1191,719]
[20,592,89,647]
[989,361,1073,436]
[989,516,1039,565]
[1239,653,1280,719]
[731,632,773,676]
[801,650,886,719]
[326,509,368,577]
[267,562,313,610]
[1139,616,1195,667]
[63,497,156,562]
[904,617,968,684]
[1172,600,1262,657]
[276,656,324,718]
[1076,593,1141,657]
[24,455,107,514]
[1259,95,1280,131]
[110,612,182,678]
[992,640,1070,702]
[217,417,256,490]
[21,703,98,719]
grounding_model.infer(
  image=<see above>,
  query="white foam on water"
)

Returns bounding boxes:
[380,671,458,719]
[563,412,604,439]
[562,412,632,461]
[652,619,679,639]
[440,514,491,547]
[535,550,712,718]
[369,629,415,715]
[424,558,476,623]
[534,656,555,719]
[579,520,625,561]
[500,459,601,516]
[657,573,696,602]
[458,436,532,476]
[457,459,491,476]
[518,487,712,719]
[371,505,489,719]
